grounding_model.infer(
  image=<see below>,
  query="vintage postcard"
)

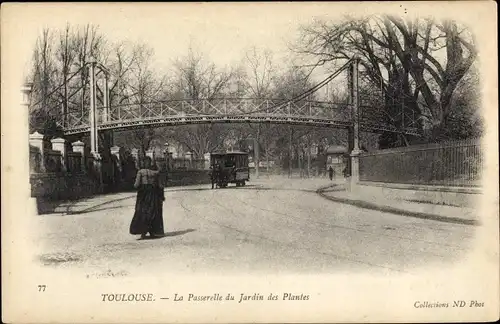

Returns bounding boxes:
[2,2,498,323]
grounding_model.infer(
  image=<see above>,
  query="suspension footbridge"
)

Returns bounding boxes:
[28,57,421,154]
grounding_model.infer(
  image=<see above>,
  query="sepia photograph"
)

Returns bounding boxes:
[2,2,498,323]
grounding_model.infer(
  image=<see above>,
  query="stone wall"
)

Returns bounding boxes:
[30,173,100,200]
[167,170,212,187]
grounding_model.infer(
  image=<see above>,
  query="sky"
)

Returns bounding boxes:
[8,2,402,100]
[16,4,335,76]
[3,2,494,102]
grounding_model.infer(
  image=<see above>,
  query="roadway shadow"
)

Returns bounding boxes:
[66,206,131,215]
[164,228,196,237]
[138,229,196,240]
[167,185,259,192]
[37,195,136,216]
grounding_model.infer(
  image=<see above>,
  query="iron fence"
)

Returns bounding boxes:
[29,146,43,173]
[154,157,206,170]
[170,158,206,170]
[44,150,63,173]
[359,138,483,187]
[66,152,83,173]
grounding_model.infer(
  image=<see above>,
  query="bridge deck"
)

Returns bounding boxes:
[61,98,420,136]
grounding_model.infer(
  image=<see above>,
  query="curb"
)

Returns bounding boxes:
[316,185,478,226]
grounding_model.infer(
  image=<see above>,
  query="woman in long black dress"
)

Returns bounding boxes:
[129,157,165,239]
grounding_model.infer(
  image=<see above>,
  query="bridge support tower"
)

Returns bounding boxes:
[348,56,362,190]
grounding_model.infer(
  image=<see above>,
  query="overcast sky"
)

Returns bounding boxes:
[12,3,375,100]
[3,2,492,101]
[17,4,340,75]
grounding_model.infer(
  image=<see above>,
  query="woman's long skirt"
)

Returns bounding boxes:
[129,185,164,236]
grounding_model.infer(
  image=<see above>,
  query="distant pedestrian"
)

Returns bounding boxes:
[212,162,221,189]
[210,165,217,189]
[129,157,165,239]
[328,166,334,181]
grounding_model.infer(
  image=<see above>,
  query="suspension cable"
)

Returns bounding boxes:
[29,66,84,109]
[228,58,354,116]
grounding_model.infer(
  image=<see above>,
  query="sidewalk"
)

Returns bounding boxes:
[318,183,479,226]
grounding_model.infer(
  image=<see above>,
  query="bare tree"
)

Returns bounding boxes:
[122,44,168,156]
[295,16,478,143]
[244,46,276,98]
[106,41,142,106]
[165,124,231,159]
[165,47,237,157]
[53,24,78,126]
[73,24,106,114]
[29,28,61,136]
[172,45,238,101]
[241,47,277,174]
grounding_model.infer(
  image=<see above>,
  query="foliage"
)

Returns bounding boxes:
[295,15,480,145]
[27,17,482,165]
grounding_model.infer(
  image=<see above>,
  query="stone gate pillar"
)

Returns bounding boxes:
[204,153,211,170]
[90,152,104,193]
[110,145,123,188]
[131,148,139,169]
[146,149,155,162]
[111,146,121,162]
[72,141,86,173]
[29,131,45,173]
[51,137,66,172]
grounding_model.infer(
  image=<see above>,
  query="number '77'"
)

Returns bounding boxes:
[38,285,46,292]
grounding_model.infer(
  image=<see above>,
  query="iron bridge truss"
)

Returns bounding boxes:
[62,98,420,136]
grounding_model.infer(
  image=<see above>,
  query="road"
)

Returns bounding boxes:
[32,177,475,277]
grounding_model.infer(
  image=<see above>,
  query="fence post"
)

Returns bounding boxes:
[185,152,193,169]
[29,132,45,172]
[92,152,104,193]
[204,153,211,170]
[72,140,86,173]
[51,138,67,172]
[146,149,156,166]
[111,146,121,161]
[131,148,139,169]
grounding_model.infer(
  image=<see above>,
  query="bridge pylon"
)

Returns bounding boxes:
[348,56,362,187]
[88,57,110,156]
